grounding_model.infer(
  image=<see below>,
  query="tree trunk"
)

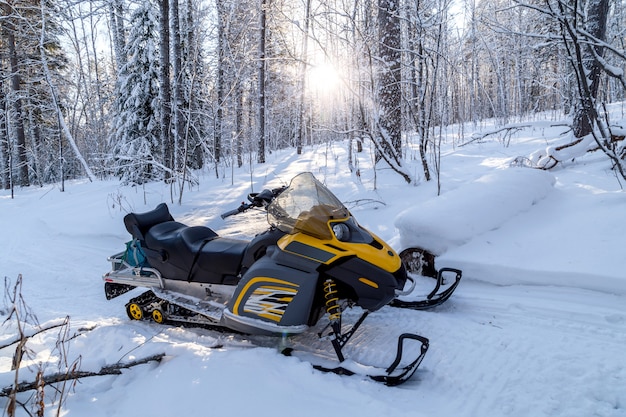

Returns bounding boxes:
[215,0,226,164]
[377,0,402,158]
[160,0,173,178]
[171,0,185,172]
[296,0,311,155]
[4,4,30,187]
[0,88,9,189]
[235,78,244,168]
[258,0,267,164]
[572,0,609,138]
[110,0,127,71]
[375,0,412,183]
[407,17,431,182]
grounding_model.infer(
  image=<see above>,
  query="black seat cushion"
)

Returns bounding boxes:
[143,221,246,284]
[143,221,189,278]
[196,238,249,279]
[128,204,248,284]
[124,203,174,240]
[180,226,218,253]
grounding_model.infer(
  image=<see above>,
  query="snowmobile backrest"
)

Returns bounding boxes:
[124,203,174,241]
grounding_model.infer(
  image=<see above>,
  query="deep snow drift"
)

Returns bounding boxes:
[1,114,625,417]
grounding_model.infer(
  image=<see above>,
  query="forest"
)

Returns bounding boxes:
[1,0,625,193]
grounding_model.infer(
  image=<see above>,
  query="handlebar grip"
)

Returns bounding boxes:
[221,202,254,219]
[220,208,242,219]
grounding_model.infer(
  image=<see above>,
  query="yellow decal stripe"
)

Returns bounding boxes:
[233,277,299,315]
[359,277,379,289]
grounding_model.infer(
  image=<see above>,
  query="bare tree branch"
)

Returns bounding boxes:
[1,354,166,397]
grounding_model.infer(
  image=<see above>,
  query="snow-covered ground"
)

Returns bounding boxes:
[1,113,625,417]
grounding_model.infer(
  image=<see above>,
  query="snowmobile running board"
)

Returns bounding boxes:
[120,287,429,386]
[391,268,463,310]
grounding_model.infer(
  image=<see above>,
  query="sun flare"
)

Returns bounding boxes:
[307,61,342,96]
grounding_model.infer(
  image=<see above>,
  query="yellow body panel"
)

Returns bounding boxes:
[277,225,401,273]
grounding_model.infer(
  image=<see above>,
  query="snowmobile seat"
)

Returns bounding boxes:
[143,220,247,284]
[143,221,188,264]
[194,238,249,284]
[125,203,248,285]
[124,203,174,241]
[180,226,218,253]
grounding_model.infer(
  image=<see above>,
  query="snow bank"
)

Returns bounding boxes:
[394,168,556,254]
[439,186,626,294]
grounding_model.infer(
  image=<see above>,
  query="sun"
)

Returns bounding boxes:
[307,61,342,97]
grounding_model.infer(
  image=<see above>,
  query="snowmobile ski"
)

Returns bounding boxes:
[391,267,463,310]
[284,332,429,386]
[389,247,463,310]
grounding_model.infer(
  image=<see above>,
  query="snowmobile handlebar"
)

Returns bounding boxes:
[220,202,254,219]
[221,186,287,219]
[248,186,286,205]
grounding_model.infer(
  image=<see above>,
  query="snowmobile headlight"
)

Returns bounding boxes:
[332,223,350,241]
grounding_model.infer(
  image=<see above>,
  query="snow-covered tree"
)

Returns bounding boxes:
[570,0,610,138]
[2,0,30,187]
[0,0,83,188]
[179,0,212,170]
[109,0,162,185]
[376,0,414,183]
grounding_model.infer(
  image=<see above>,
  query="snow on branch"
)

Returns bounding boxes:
[527,131,625,170]
[0,354,166,397]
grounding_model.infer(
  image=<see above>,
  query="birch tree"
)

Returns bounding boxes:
[0,87,9,189]
[171,0,185,175]
[110,0,127,72]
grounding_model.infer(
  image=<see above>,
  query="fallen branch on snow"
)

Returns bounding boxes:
[460,125,532,147]
[0,353,166,396]
[0,319,70,352]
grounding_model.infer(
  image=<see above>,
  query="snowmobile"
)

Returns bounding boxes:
[103,172,462,385]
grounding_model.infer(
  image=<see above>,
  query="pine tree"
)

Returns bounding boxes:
[109,0,162,185]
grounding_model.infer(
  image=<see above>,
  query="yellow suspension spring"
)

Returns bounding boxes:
[323,279,342,322]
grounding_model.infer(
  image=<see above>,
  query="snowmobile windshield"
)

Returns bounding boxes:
[267,172,349,240]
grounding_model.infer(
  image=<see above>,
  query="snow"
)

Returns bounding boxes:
[2,113,626,417]
[394,168,556,254]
